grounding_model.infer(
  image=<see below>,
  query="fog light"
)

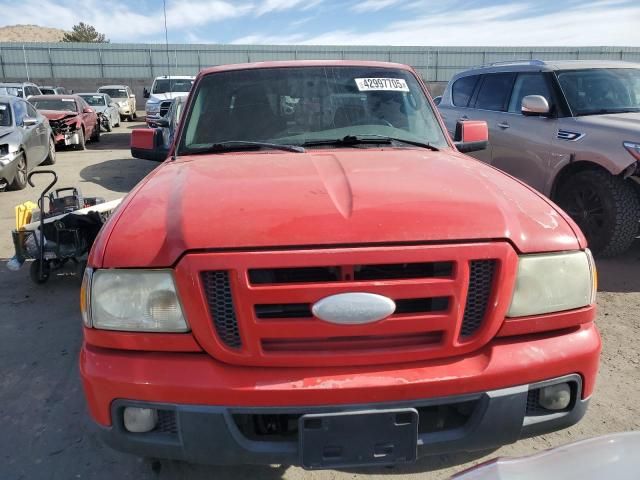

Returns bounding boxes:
[539,383,571,411]
[123,407,157,433]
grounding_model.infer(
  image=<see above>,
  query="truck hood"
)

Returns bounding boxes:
[148,92,189,103]
[575,111,640,133]
[39,110,78,121]
[97,148,582,268]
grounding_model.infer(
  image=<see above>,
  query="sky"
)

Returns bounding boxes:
[0,0,639,46]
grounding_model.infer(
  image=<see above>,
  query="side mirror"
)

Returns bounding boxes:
[23,117,38,127]
[143,88,150,99]
[521,95,550,116]
[130,94,136,99]
[130,127,168,161]
[156,116,170,128]
[83,107,94,114]
[454,120,489,153]
[110,102,117,108]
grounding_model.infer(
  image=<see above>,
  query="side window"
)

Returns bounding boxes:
[26,102,38,118]
[452,75,479,107]
[508,73,552,113]
[14,101,27,126]
[474,73,516,111]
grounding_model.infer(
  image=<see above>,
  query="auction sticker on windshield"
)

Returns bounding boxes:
[355,78,410,92]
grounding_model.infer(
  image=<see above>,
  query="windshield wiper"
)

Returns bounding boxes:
[188,141,305,154]
[303,134,439,151]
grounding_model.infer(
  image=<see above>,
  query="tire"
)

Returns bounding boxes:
[42,136,56,165]
[74,129,86,150]
[30,260,50,284]
[105,118,112,132]
[132,110,137,120]
[91,123,101,142]
[555,169,640,257]
[8,152,27,190]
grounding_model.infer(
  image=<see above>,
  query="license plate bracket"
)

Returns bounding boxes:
[299,408,418,470]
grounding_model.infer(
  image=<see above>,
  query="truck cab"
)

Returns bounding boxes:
[81,61,600,470]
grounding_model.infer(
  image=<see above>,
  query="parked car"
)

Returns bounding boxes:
[143,75,194,126]
[0,94,55,190]
[39,86,68,95]
[438,60,640,256]
[0,82,42,99]
[82,60,600,470]
[97,85,137,121]
[131,96,186,161]
[30,95,100,150]
[78,93,121,132]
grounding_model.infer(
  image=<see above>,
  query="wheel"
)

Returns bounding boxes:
[105,118,112,132]
[91,123,101,142]
[42,136,56,165]
[555,169,640,257]
[120,114,126,123]
[30,260,51,284]
[74,129,86,150]
[132,111,137,120]
[8,151,27,190]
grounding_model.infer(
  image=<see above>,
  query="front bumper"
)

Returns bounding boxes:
[53,131,81,146]
[145,111,161,125]
[81,322,600,465]
[119,105,132,116]
[0,152,20,184]
[99,374,589,467]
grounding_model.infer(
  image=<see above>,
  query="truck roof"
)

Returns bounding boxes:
[199,60,414,76]
[453,59,640,78]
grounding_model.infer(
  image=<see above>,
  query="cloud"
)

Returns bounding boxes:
[237,1,640,46]
[351,0,402,13]
[255,0,322,16]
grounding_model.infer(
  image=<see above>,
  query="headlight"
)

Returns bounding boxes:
[146,103,160,113]
[623,141,640,161]
[86,269,189,332]
[507,250,596,317]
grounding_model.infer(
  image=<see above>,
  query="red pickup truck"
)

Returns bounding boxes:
[80,61,600,470]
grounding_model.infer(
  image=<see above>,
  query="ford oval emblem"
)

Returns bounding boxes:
[311,293,396,325]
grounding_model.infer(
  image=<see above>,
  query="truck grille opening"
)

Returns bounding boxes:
[231,400,478,442]
[261,332,442,353]
[201,271,242,349]
[254,297,450,320]
[460,260,496,338]
[248,261,453,285]
[159,101,172,117]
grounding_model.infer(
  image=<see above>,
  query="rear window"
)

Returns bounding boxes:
[99,88,128,98]
[0,86,23,98]
[452,75,479,107]
[475,73,515,111]
[80,95,106,106]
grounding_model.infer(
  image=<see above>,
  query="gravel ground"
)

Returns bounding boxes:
[0,121,638,479]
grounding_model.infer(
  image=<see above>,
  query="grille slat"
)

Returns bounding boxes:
[460,260,496,338]
[201,271,242,349]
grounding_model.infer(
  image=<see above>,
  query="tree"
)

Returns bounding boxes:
[62,22,109,43]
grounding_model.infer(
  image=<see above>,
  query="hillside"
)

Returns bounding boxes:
[0,24,67,43]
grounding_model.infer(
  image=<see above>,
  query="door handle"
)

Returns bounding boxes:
[497,122,510,129]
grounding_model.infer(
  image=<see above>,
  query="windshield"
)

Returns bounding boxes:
[40,88,55,95]
[0,87,23,98]
[557,68,640,115]
[152,79,194,94]
[80,95,106,107]
[31,99,77,112]
[99,88,127,98]
[0,103,11,126]
[179,66,447,154]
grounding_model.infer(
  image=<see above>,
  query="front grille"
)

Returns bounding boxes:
[201,271,242,349]
[159,101,172,117]
[460,260,496,338]
[192,243,513,367]
[156,409,178,434]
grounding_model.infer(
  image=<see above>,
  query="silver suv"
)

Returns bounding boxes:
[438,60,640,256]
